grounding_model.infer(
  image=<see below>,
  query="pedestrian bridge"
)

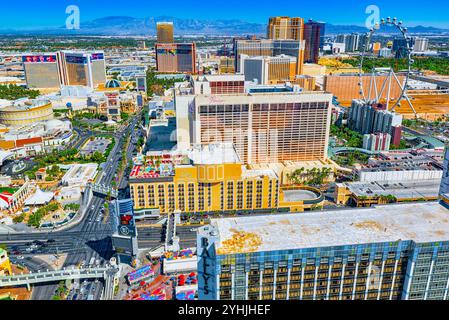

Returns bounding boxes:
[88,182,118,198]
[0,266,118,290]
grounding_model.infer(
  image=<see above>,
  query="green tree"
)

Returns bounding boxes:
[0,84,40,100]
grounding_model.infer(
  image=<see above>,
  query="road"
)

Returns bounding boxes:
[135,222,198,251]
[0,113,142,299]
[8,255,58,300]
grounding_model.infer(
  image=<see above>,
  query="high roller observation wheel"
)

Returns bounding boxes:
[357,17,414,112]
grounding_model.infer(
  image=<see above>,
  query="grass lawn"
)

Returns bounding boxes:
[0,187,19,194]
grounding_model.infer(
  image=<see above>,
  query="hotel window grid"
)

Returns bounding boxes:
[210,81,245,94]
[168,183,175,212]
[274,182,279,206]
[137,186,145,207]
[188,183,195,212]
[177,184,185,211]
[226,181,234,210]
[148,185,155,207]
[248,263,261,300]
[288,263,302,300]
[199,104,250,163]
[268,180,273,207]
[157,185,165,211]
[198,183,205,212]
[255,180,263,209]
[275,262,289,299]
[199,101,329,164]
[207,183,212,207]
[237,181,244,210]
[220,182,224,210]
[219,264,232,300]
[129,186,134,201]
[246,181,253,209]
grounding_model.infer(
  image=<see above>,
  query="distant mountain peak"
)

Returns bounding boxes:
[1,16,448,36]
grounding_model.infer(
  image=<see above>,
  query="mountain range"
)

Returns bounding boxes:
[2,16,449,36]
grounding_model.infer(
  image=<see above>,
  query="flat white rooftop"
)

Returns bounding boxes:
[345,180,440,199]
[242,167,277,179]
[61,163,98,186]
[188,143,240,165]
[211,201,449,255]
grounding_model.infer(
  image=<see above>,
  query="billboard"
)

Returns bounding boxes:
[91,52,105,60]
[111,199,136,237]
[22,55,57,63]
[127,264,155,285]
[112,235,137,256]
[65,55,88,64]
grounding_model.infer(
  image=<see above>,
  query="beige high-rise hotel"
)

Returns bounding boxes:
[174,75,332,164]
[156,22,174,43]
[267,16,304,41]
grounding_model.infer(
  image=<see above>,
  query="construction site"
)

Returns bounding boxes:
[324,72,449,120]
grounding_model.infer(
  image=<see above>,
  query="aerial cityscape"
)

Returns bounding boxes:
[2,0,449,306]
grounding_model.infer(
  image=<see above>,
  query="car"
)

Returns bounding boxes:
[47,239,56,243]
[16,255,25,260]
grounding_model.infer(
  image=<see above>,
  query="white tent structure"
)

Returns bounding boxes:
[0,192,13,209]
[24,188,54,206]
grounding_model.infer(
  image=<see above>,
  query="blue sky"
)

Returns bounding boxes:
[1,0,448,29]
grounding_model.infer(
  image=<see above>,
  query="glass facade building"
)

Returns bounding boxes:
[22,54,60,89]
[58,51,106,88]
[197,200,449,300]
[155,43,197,74]
[234,39,305,75]
[303,20,324,64]
[267,17,304,42]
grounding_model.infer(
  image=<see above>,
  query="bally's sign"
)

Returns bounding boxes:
[200,237,213,297]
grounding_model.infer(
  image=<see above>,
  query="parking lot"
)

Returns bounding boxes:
[79,138,112,157]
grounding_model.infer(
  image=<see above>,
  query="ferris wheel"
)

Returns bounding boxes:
[357,17,418,117]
